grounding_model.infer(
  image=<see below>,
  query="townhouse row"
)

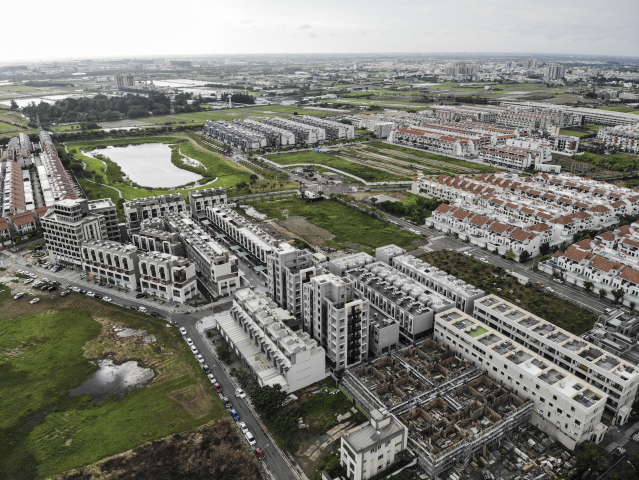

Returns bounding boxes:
[597,123,639,153]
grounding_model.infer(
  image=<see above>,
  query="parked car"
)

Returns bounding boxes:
[479,257,489,264]
[180,327,187,336]
[94,293,103,299]
[24,278,33,284]
[230,409,240,421]
[207,374,217,384]
[135,293,146,299]
[80,290,87,295]
[128,305,138,310]
[86,291,95,297]
[244,431,256,446]
[254,448,265,460]
[60,290,71,297]
[202,365,210,373]
[196,354,205,364]
[102,297,112,302]
[52,281,61,286]
[71,286,81,292]
[138,306,148,313]
[235,388,246,399]
[13,293,24,300]
[151,312,162,318]
[214,383,223,393]
[186,338,194,346]
[190,345,198,355]
[30,298,40,304]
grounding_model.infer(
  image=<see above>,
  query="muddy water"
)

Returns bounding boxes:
[70,359,154,397]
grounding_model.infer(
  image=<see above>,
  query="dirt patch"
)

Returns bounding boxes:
[54,418,262,480]
[349,191,411,201]
[167,384,214,419]
[275,216,335,245]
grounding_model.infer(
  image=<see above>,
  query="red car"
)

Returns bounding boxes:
[254,448,265,460]
[214,383,223,393]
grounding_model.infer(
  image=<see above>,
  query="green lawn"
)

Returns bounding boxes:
[0,290,225,479]
[469,326,488,337]
[598,106,639,114]
[248,196,423,251]
[567,151,639,172]
[67,135,254,199]
[558,129,595,138]
[266,151,410,182]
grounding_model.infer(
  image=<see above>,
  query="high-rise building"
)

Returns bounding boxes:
[545,65,566,80]
[526,58,539,69]
[87,198,120,242]
[115,73,135,89]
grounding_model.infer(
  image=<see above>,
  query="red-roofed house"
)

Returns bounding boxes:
[9,212,37,236]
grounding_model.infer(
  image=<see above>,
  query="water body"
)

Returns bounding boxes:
[0,94,78,108]
[154,79,214,88]
[89,143,202,188]
[70,359,154,397]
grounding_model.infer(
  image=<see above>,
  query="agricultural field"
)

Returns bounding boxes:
[266,150,410,182]
[246,196,425,252]
[420,250,598,335]
[0,281,225,479]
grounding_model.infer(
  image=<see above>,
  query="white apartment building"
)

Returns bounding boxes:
[341,409,408,480]
[81,239,139,290]
[138,250,198,302]
[42,199,107,266]
[188,187,227,219]
[499,101,639,127]
[267,242,321,320]
[554,135,580,154]
[262,117,325,144]
[131,218,184,256]
[39,131,81,204]
[240,119,296,147]
[303,273,369,371]
[204,120,267,151]
[435,308,609,449]
[479,144,538,170]
[597,124,639,153]
[545,65,566,80]
[473,295,639,423]
[218,287,327,392]
[373,122,394,139]
[291,115,355,140]
[87,198,120,242]
[206,205,274,264]
[124,193,186,237]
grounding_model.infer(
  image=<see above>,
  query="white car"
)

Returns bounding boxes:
[190,345,198,355]
[30,298,40,304]
[479,257,489,264]
[138,306,148,313]
[24,279,34,284]
[186,338,194,346]
[463,252,472,257]
[18,270,25,274]
[235,388,246,399]
[14,293,24,300]
[545,287,555,293]
[207,373,217,383]
[29,273,38,278]
[102,297,112,302]
[238,422,249,434]
[196,354,205,364]
[72,286,81,292]
[179,327,187,336]
[86,291,95,297]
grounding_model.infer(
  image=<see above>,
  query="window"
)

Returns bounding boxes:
[553,395,557,401]
[378,455,384,460]
[571,406,575,412]
[557,408,563,414]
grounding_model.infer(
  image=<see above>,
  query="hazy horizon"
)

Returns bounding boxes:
[3,0,637,63]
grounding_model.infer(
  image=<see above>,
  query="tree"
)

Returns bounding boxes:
[539,242,551,256]
[250,384,288,415]
[599,288,608,299]
[612,288,625,304]
[216,341,232,364]
[505,248,516,260]
[10,99,18,110]
[519,250,530,263]
[575,442,609,472]
[230,367,252,389]
[272,412,298,447]
[584,281,594,293]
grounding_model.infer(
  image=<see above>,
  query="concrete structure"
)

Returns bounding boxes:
[204,120,267,151]
[39,131,80,204]
[240,119,296,147]
[81,239,139,290]
[262,117,325,144]
[189,187,226,219]
[218,287,327,392]
[597,124,639,153]
[545,65,566,80]
[42,199,106,266]
[138,250,198,302]
[302,273,369,371]
[373,122,394,139]
[341,409,408,480]
[291,115,354,140]
[554,135,580,154]
[390,126,484,158]
[472,295,639,424]
[1,159,26,215]
[499,101,639,127]
[115,73,135,89]
[87,198,120,242]
[124,193,186,237]
[435,307,609,449]
[131,218,184,256]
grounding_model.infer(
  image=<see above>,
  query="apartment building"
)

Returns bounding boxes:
[87,198,120,242]
[239,119,296,147]
[115,73,135,89]
[479,144,538,170]
[597,124,639,153]
[497,112,556,131]
[435,307,609,449]
[163,211,240,296]
[291,115,354,140]
[39,131,80,204]
[302,273,369,371]
[138,250,198,302]
[341,409,408,480]
[390,127,481,157]
[267,241,321,320]
[42,199,106,266]
[131,218,184,256]
[472,294,639,423]
[124,193,186,237]
[206,205,274,264]
[81,239,139,290]
[432,105,505,123]
[204,120,267,151]
[1,159,26,215]
[554,135,580,154]
[373,122,394,139]
[545,65,566,80]
[217,288,327,392]
[188,187,226,219]
[500,101,639,127]
[262,117,325,144]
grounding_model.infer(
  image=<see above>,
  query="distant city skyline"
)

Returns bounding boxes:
[3,0,638,63]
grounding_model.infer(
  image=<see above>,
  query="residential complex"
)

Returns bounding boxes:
[262,117,325,144]
[123,193,187,237]
[188,187,227,219]
[204,120,267,151]
[597,124,639,153]
[239,119,296,147]
[291,115,354,140]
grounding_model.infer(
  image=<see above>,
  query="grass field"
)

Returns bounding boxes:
[266,150,410,182]
[67,135,255,199]
[598,106,639,114]
[248,196,423,251]
[0,287,225,479]
[558,129,595,138]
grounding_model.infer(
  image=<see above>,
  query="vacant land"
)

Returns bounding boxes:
[598,106,639,115]
[247,196,424,251]
[0,282,225,479]
[419,251,598,335]
[54,419,260,480]
[267,150,410,182]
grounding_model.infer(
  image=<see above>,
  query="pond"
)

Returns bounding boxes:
[70,359,154,397]
[88,143,202,188]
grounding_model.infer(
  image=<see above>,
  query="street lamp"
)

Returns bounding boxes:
[628,461,637,473]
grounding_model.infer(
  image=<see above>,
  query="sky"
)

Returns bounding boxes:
[4,0,638,63]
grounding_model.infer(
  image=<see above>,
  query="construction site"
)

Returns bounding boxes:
[340,339,564,478]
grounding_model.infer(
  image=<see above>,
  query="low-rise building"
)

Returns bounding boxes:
[291,115,354,140]
[204,120,267,151]
[597,124,639,153]
[138,250,198,302]
[262,117,325,144]
[124,193,186,237]
[81,239,139,290]
[239,119,296,147]
[189,187,226,220]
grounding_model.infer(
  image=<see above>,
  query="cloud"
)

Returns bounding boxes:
[239,19,255,24]
[309,32,318,38]
[299,24,312,29]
